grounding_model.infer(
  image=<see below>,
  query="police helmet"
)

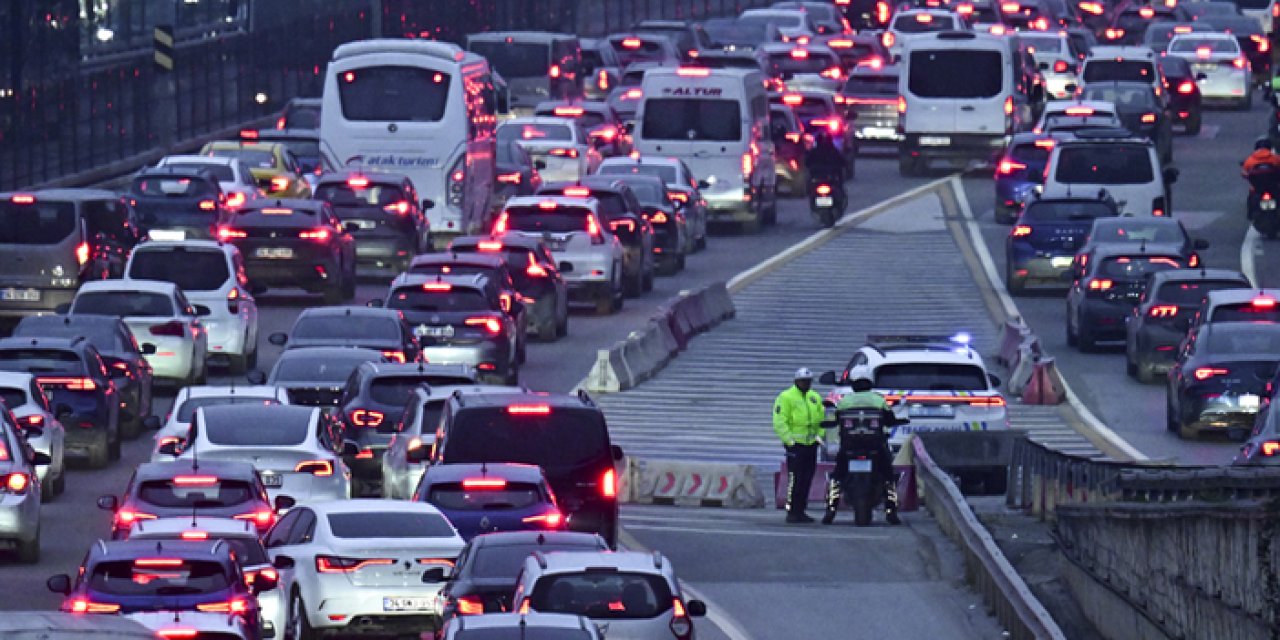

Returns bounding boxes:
[850,377,874,392]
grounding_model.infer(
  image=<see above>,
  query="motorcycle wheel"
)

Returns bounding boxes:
[849,474,875,526]
[852,492,874,527]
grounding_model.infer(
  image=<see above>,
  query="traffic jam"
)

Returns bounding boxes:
[3,0,1280,636]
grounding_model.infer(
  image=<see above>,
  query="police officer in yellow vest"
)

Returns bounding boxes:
[773,368,826,523]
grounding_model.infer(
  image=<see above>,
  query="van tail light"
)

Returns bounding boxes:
[819,66,843,79]
[4,472,29,494]
[549,64,561,79]
[457,594,486,615]
[1148,304,1178,318]
[1261,441,1280,456]
[1003,96,1014,116]
[38,376,98,391]
[227,287,241,314]
[997,160,1026,175]
[1188,253,1199,268]
[670,598,693,638]
[67,598,122,613]
[741,152,754,178]
[522,510,564,528]
[216,226,247,241]
[518,597,531,614]
[350,409,385,427]
[1152,196,1167,217]
[299,228,332,241]
[1087,278,1113,291]
[316,555,394,573]
[1011,225,1032,237]
[295,460,334,476]
[196,598,249,615]
[1253,296,1278,308]
[1140,112,1157,124]
[234,509,276,531]
[601,468,617,498]
[149,321,186,337]
[1194,367,1229,381]
[881,31,894,48]
[1177,80,1195,94]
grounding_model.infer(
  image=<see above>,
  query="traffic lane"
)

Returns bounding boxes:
[229,157,935,395]
[962,102,1265,463]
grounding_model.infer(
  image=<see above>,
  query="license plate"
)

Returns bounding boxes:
[919,136,950,146]
[1050,256,1074,268]
[1239,394,1261,409]
[260,473,283,488]
[1193,64,1216,74]
[414,325,455,338]
[149,230,185,241]
[815,196,834,207]
[255,247,294,259]
[348,219,377,230]
[0,288,39,302]
[862,126,896,139]
[846,459,873,473]
[383,597,433,612]
[908,405,955,418]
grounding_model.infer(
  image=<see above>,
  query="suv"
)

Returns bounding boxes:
[1042,130,1177,217]
[512,551,707,638]
[1066,246,1186,351]
[380,273,521,385]
[432,390,624,546]
[127,167,230,241]
[217,198,357,304]
[0,336,120,468]
[448,236,570,341]
[494,196,625,315]
[312,171,432,275]
[1125,269,1251,383]
[1080,45,1164,94]
[97,460,281,539]
[536,179,656,297]
[0,190,142,318]
[269,306,420,363]
[406,252,530,355]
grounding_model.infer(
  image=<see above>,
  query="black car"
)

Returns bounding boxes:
[536,179,656,297]
[1078,81,1173,163]
[1125,269,1251,383]
[448,236,570,342]
[840,62,902,157]
[1167,322,1280,440]
[0,337,120,468]
[406,253,529,358]
[825,34,890,70]
[275,97,321,131]
[0,190,143,320]
[437,531,609,622]
[836,0,892,29]
[1006,196,1120,293]
[1066,246,1185,351]
[13,315,155,439]
[1075,216,1209,269]
[1158,55,1203,135]
[494,139,543,213]
[336,361,476,496]
[769,104,808,193]
[431,391,624,547]
[1104,3,1186,44]
[606,173,687,275]
[269,306,421,363]
[312,171,431,275]
[128,167,231,241]
[217,199,357,304]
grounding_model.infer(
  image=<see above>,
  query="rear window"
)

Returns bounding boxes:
[469,42,550,79]
[410,263,499,280]
[1097,256,1182,279]
[425,481,544,510]
[133,177,218,197]
[1205,326,1280,354]
[610,38,672,67]
[1156,281,1247,305]
[1054,146,1154,184]
[504,206,594,234]
[908,50,1002,98]
[596,163,677,184]
[500,123,573,145]
[1022,200,1116,221]
[617,180,664,205]
[1021,36,1064,52]
[843,74,898,95]
[136,477,257,508]
[273,355,373,383]
[1160,55,1192,76]
[89,559,231,597]
[389,287,491,312]
[1082,60,1154,82]
[205,148,277,170]
[1009,143,1052,167]
[369,376,434,406]
[873,363,989,391]
[292,316,400,342]
[176,396,280,423]
[72,292,176,317]
[1211,302,1280,322]
[472,543,603,578]
[530,571,673,619]
[0,201,77,244]
[1090,221,1186,244]
[13,319,126,352]
[164,163,235,182]
[1169,37,1238,54]
[0,350,84,374]
[327,511,456,538]
[204,414,308,445]
[641,99,742,142]
[315,183,408,209]
[283,104,322,129]
[1079,85,1155,110]
[129,250,230,292]
[337,66,452,122]
[765,52,841,76]
[893,14,954,32]
[445,407,610,471]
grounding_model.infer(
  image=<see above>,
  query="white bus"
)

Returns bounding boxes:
[321,39,497,246]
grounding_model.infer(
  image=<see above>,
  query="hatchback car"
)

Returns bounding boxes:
[127,610,257,640]
[449,236,571,342]
[217,198,357,304]
[1125,269,1251,383]
[595,156,708,249]
[414,463,564,541]
[1167,322,1280,439]
[0,371,64,499]
[1187,289,1280,334]
[127,167,231,242]
[200,140,312,199]
[1166,33,1251,109]
[270,306,420,364]
[536,180,656,297]
[70,279,209,387]
[1075,216,1208,267]
[151,384,289,463]
[1006,195,1120,293]
[499,118,601,184]
[253,346,388,407]
[1067,247,1186,351]
[0,412,47,562]
[1158,55,1204,135]
[841,62,903,154]
[97,460,282,539]
[312,171,432,275]
[406,253,529,357]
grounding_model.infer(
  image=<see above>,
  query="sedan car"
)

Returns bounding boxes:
[97,460,281,539]
[0,412,46,562]
[536,180,656,297]
[1076,217,1208,266]
[253,346,387,407]
[265,500,465,639]
[494,139,544,218]
[217,198,357,304]
[270,306,420,364]
[312,171,432,275]
[595,156,708,249]
[841,61,902,155]
[1167,322,1280,439]
[151,384,289,463]
[1125,269,1251,383]
[1006,195,1120,293]
[413,463,564,541]
[200,140,312,199]
[69,279,209,386]
[1166,33,1251,109]
[448,236,571,342]
[124,240,261,374]
[499,118,601,184]
[0,371,64,499]
[155,155,260,210]
[1067,247,1185,351]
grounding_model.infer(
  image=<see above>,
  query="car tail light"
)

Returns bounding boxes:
[1194,367,1229,381]
[18,414,44,429]
[881,31,894,48]
[196,598,249,615]
[601,468,617,498]
[295,460,334,476]
[1149,305,1178,318]
[587,215,604,245]
[234,509,276,531]
[1262,441,1280,456]
[457,594,485,615]
[527,258,549,278]
[149,321,185,337]
[493,212,509,234]
[522,510,564,528]
[67,598,122,613]
[351,409,385,427]
[1177,80,1195,94]
[1104,28,1124,39]
[355,448,374,459]
[742,152,754,178]
[381,350,406,363]
[548,64,561,79]
[1139,6,1155,17]
[1254,296,1277,308]
[496,172,522,184]
[548,148,579,158]
[383,201,410,215]
[1233,57,1247,69]
[610,219,636,233]
[38,376,98,391]
[4,472,29,494]
[1079,1,1103,14]
[299,228,331,241]
[1140,113,1157,124]
[11,194,36,204]
[269,176,291,192]
[1188,253,1199,268]
[671,598,693,638]
[876,1,891,23]
[508,404,551,415]
[790,48,810,59]
[198,199,217,212]
[181,530,209,540]
[462,478,508,490]
[114,509,156,528]
[225,192,247,209]
[997,160,1026,175]
[72,239,91,266]
[1088,278,1113,291]
[815,184,832,196]
[422,282,452,292]
[158,628,199,639]
[781,93,803,106]
[243,567,277,588]
[1011,225,1033,237]
[316,555,394,573]
[1252,34,1271,52]
[564,186,591,197]
[1003,96,1014,116]
[591,126,619,142]
[1053,60,1070,73]
[216,226,247,241]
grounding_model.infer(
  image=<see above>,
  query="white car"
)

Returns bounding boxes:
[1041,130,1175,217]
[69,280,209,386]
[151,384,289,463]
[498,117,600,183]
[1017,31,1080,99]
[440,612,605,639]
[266,500,465,639]
[821,334,1009,452]
[1166,33,1252,109]
[155,154,260,209]
[127,517,283,639]
[124,241,261,374]
[1033,100,1122,135]
[513,550,707,640]
[0,412,45,563]
[127,611,253,640]
[739,8,819,41]
[176,404,353,502]
[0,372,64,499]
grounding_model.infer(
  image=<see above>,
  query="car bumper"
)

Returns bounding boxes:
[1133,324,1185,371]
[201,318,250,358]
[262,470,350,503]
[308,583,446,631]
[353,236,416,272]
[0,493,39,543]
[244,257,341,289]
[419,343,508,371]
[1182,394,1263,432]
[1008,253,1076,286]
[1197,73,1250,100]
[384,463,428,500]
[904,133,1007,164]
[703,186,755,222]
[260,589,284,639]
[1079,300,1135,339]
[141,338,198,382]
[886,413,1010,450]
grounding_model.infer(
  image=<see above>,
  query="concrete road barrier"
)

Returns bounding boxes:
[1021,357,1066,405]
[586,343,632,392]
[1007,342,1041,396]
[624,457,765,508]
[995,316,1031,367]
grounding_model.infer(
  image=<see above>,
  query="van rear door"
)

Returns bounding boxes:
[906,47,1007,135]
[636,74,746,190]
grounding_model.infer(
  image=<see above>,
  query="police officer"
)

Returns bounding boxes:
[823,376,901,525]
[773,368,826,523]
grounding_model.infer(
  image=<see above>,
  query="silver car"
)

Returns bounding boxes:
[0,411,47,563]
[441,612,604,639]
[513,551,707,640]
[176,404,353,502]
[0,371,64,499]
[495,196,625,315]
[381,384,523,500]
[266,499,465,639]
[127,611,253,640]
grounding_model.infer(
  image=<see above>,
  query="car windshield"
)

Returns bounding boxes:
[893,14,953,32]
[597,163,678,184]
[1082,60,1153,82]
[292,316,401,342]
[469,42,550,79]
[73,292,175,317]
[388,287,491,312]
[409,263,499,280]
[425,481,544,510]
[205,147,277,169]
[501,124,574,145]
[1080,86,1155,110]
[272,355,374,383]
[283,103,322,129]
[129,250,230,292]
[872,363,989,391]
[530,571,673,619]
[0,201,78,244]
[1090,221,1186,244]
[641,99,742,142]
[164,163,236,182]
[0,350,84,375]
[326,511,456,538]
[136,477,257,508]
[1055,145,1154,184]
[1169,37,1238,53]
[1097,256,1182,279]
[1022,200,1116,221]
[1205,326,1280,354]
[337,66,452,122]
[1156,280,1248,305]
[908,50,1002,98]
[504,206,594,234]
[444,407,609,471]
[204,414,308,445]
[314,183,408,208]
[132,176,218,197]
[471,543,602,578]
[369,376,438,407]
[176,397,280,423]
[88,559,231,597]
[1211,301,1280,322]
[0,388,26,410]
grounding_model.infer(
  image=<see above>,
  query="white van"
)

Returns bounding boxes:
[466,32,582,114]
[321,39,497,247]
[634,67,778,231]
[1041,129,1177,217]
[898,31,1024,176]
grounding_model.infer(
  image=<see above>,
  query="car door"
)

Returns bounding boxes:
[228,249,259,344]
[265,508,312,601]
[174,290,204,354]
[384,398,420,498]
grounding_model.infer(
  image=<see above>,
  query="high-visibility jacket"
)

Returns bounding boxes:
[772,385,826,447]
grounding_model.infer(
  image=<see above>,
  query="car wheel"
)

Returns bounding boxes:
[1006,266,1025,296]
[227,351,248,376]
[516,334,527,364]
[1177,413,1198,440]
[556,311,569,338]
[40,472,55,503]
[288,590,314,640]
[1136,360,1157,384]
[108,424,122,461]
[695,233,707,251]
[611,266,625,312]
[994,206,1016,225]
[505,364,520,386]
[1065,313,1078,347]
[624,265,642,298]
[1185,114,1202,136]
[341,265,357,300]
[15,530,38,564]
[642,265,654,292]
[52,467,65,497]
[677,251,686,271]
[1077,320,1097,352]
[119,410,142,441]
[86,430,110,469]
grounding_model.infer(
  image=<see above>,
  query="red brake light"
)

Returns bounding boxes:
[239,128,259,140]
[610,219,636,233]
[522,510,564,527]
[1139,6,1155,17]
[1263,441,1280,456]
[527,259,549,277]
[1053,60,1069,73]
[1088,279,1113,290]
[1148,304,1178,318]
[173,475,218,486]
[10,194,35,204]
[651,211,669,224]
[457,595,485,615]
[462,478,508,489]
[181,530,208,540]
[158,629,199,639]
[507,404,551,415]
[149,321,186,338]
[496,172,522,184]
[916,12,935,21]
[676,67,711,77]
[1141,113,1157,124]
[1193,367,1229,381]
[477,240,503,251]
[383,201,410,215]
[493,212,510,234]
[75,241,90,266]
[68,598,121,613]
[38,376,98,391]
[621,37,642,48]
[380,350,406,363]
[233,509,275,530]
[1004,96,1014,116]
[1233,57,1247,69]
[601,468,617,498]
[997,160,1027,175]
[782,93,804,106]
[897,95,906,114]
[1253,296,1277,308]
[553,106,584,117]
[5,472,28,493]
[114,509,156,527]
[586,215,602,238]
[198,199,217,212]
[225,192,246,209]
[1080,2,1104,14]
[466,317,503,335]
[351,409,385,427]
[299,228,331,241]
[216,227,247,241]
[295,460,334,476]
[134,558,184,567]
[196,598,248,614]
[347,176,369,188]
[815,184,832,196]
[316,555,394,573]
[270,176,291,192]
[790,48,810,59]
[548,148,579,158]
[422,282,452,291]
[1012,225,1033,237]
[564,186,591,197]
[548,64,561,79]
[1177,80,1195,94]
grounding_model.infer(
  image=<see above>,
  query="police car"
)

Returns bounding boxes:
[819,334,1008,451]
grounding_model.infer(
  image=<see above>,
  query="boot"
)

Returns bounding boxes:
[822,475,841,525]
[884,481,901,525]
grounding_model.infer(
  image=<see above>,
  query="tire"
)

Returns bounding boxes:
[1178,417,1198,440]
[119,410,142,441]
[288,590,313,640]
[40,472,55,503]
[1166,401,1179,433]
[611,267,624,312]
[898,150,921,177]
[556,312,569,338]
[1136,360,1157,384]
[818,208,835,228]
[695,234,707,251]
[341,266,357,300]
[516,335,527,364]
[851,487,874,527]
[322,279,344,305]
[994,207,1016,225]
[15,531,38,564]
[537,318,557,342]
[1065,315,1078,348]
[624,265,642,298]
[1185,114,1201,136]
[227,352,248,376]
[108,426,121,461]
[505,364,520,386]
[53,468,65,497]
[1077,321,1097,352]
[1006,267,1025,296]
[86,430,110,469]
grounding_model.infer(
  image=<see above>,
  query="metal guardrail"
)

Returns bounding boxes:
[913,436,1067,640]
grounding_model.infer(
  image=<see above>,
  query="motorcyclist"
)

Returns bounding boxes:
[805,130,847,185]
[1243,137,1280,215]
[822,376,901,525]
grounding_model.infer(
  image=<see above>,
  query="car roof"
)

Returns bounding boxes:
[450,235,546,251]
[1149,268,1246,283]
[78,279,179,296]
[1091,216,1181,229]
[160,155,239,167]
[275,346,385,361]
[134,166,219,180]
[178,385,284,400]
[504,116,582,128]
[354,361,477,381]
[1204,288,1280,305]
[468,31,576,42]
[134,459,260,481]
[0,336,83,352]
[450,390,596,410]
[411,384,523,404]
[305,497,449,517]
[470,530,607,549]
[205,140,287,152]
[129,516,259,539]
[1089,244,1184,260]
[0,188,119,202]
[423,462,546,484]
[91,539,232,562]
[528,550,673,575]
[1088,45,1156,58]
[599,156,682,169]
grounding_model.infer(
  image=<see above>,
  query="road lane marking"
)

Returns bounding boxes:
[1242,225,1260,287]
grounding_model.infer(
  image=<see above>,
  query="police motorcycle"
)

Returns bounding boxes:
[820,403,908,526]
[1246,162,1280,239]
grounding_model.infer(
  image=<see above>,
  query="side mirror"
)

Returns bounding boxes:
[818,371,837,385]
[140,343,157,355]
[274,495,296,512]
[1164,167,1180,184]
[246,370,268,385]
[1063,83,1077,94]
[421,567,449,583]
[1196,72,1208,81]
[559,262,574,273]
[611,444,624,462]
[534,159,548,171]
[31,451,51,466]
[97,495,118,511]
[272,555,296,570]
[46,574,72,595]
[54,303,71,315]
[366,298,384,308]
[344,222,361,234]
[251,572,279,594]
[54,403,74,420]
[987,373,1003,388]
[157,440,181,456]
[697,180,711,190]
[686,599,707,617]
[341,440,360,457]
[267,332,288,346]
[406,444,430,464]
[421,199,435,211]
[143,416,162,430]
[192,304,212,317]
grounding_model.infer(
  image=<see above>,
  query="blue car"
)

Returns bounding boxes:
[46,538,271,637]
[1005,195,1120,295]
[993,132,1071,224]
[414,463,564,541]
